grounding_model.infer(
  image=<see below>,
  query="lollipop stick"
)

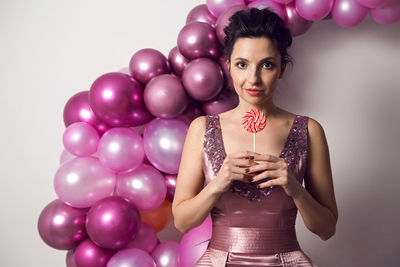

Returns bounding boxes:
[253,133,256,152]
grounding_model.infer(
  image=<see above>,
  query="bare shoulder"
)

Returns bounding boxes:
[306,117,327,141]
[188,115,207,136]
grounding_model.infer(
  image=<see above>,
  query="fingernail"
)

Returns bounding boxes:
[245,168,249,173]
[249,156,254,160]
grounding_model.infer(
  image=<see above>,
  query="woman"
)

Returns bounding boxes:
[172,7,338,267]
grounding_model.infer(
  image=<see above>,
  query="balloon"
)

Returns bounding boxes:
[97,127,144,173]
[273,0,294,3]
[186,4,218,27]
[86,196,141,250]
[143,118,188,174]
[144,74,189,118]
[116,164,167,211]
[179,100,205,124]
[177,21,221,60]
[66,249,78,267]
[356,0,389,8]
[182,58,224,101]
[217,55,234,91]
[178,216,212,267]
[140,200,172,232]
[63,122,99,157]
[54,156,116,208]
[129,48,171,85]
[63,91,111,136]
[124,223,157,253]
[107,248,156,267]
[248,0,287,22]
[60,149,76,165]
[201,88,239,115]
[151,241,180,267]
[370,0,400,24]
[38,199,87,250]
[74,239,115,267]
[164,174,177,202]
[89,72,153,127]
[167,46,189,77]
[215,5,248,45]
[285,3,313,36]
[332,0,369,27]
[295,0,334,21]
[206,0,246,18]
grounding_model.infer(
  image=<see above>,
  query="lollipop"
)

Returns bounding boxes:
[242,109,266,152]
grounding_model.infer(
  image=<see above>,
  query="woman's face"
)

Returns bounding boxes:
[227,37,284,105]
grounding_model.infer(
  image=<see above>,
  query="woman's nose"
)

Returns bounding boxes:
[248,67,260,84]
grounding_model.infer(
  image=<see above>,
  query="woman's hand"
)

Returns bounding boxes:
[249,154,303,198]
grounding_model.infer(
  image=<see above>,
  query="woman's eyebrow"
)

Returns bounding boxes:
[233,56,275,62]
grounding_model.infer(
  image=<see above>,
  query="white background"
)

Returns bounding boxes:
[0,0,399,266]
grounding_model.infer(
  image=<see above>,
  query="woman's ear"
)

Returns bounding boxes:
[226,60,230,72]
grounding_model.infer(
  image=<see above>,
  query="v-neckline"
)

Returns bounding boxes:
[216,114,299,159]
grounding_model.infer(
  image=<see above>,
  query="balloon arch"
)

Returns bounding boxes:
[38,0,399,266]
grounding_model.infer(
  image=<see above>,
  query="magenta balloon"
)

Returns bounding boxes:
[60,149,76,165]
[177,21,221,60]
[370,0,400,24]
[143,118,188,174]
[186,4,218,27]
[116,164,167,211]
[168,46,189,77]
[295,0,334,21]
[332,0,369,27]
[178,216,212,267]
[273,0,294,3]
[248,0,287,22]
[182,58,224,101]
[215,5,248,45]
[201,88,239,115]
[86,196,141,250]
[107,248,156,267]
[144,74,189,118]
[124,223,157,253]
[38,199,87,250]
[63,122,100,157]
[129,48,171,85]
[356,0,389,8]
[64,91,111,136]
[54,156,116,208]
[164,174,177,202]
[285,2,313,36]
[176,100,205,125]
[97,127,144,173]
[217,55,234,90]
[151,241,180,267]
[66,250,78,267]
[206,0,246,18]
[74,239,115,267]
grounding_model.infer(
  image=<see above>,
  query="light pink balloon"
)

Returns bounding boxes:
[124,223,157,253]
[332,0,369,27]
[151,241,180,267]
[215,5,248,45]
[370,0,400,24]
[97,128,144,173]
[63,122,100,157]
[54,156,116,208]
[206,0,246,18]
[107,248,156,267]
[356,0,389,8]
[295,0,334,21]
[285,2,313,36]
[248,0,287,22]
[186,4,218,27]
[273,0,294,4]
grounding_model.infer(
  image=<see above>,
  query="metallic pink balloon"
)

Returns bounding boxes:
[295,0,334,21]
[89,72,153,127]
[285,2,313,36]
[177,21,221,60]
[129,48,171,85]
[176,100,205,125]
[182,58,224,101]
[370,0,400,24]
[273,0,294,3]
[332,0,369,27]
[201,88,239,115]
[124,223,157,253]
[54,156,116,208]
[164,174,177,202]
[63,122,100,157]
[64,91,111,136]
[116,164,167,211]
[144,74,189,118]
[38,199,87,250]
[74,239,115,267]
[248,0,287,22]
[107,248,156,267]
[86,196,141,250]
[217,55,234,90]
[151,241,180,267]
[97,127,144,173]
[186,4,218,27]
[168,46,189,77]
[143,118,188,174]
[206,0,246,18]
[215,5,248,45]
[66,249,78,267]
[356,0,389,8]
[60,149,76,165]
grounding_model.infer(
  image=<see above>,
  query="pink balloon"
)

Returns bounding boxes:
[151,241,180,267]
[356,0,389,8]
[107,248,156,267]
[86,196,141,250]
[124,223,157,253]
[285,2,313,36]
[178,216,212,267]
[164,174,177,202]
[186,4,218,27]
[63,91,111,136]
[54,156,116,208]
[177,100,205,125]
[206,0,246,18]
[144,74,189,118]
[248,0,287,22]
[143,118,188,174]
[370,0,400,24]
[63,122,100,156]
[295,0,334,21]
[201,88,239,115]
[168,46,189,77]
[89,72,153,127]
[215,5,248,45]
[60,149,76,165]
[74,239,115,267]
[273,0,294,3]
[97,127,144,173]
[177,21,221,60]
[66,249,78,267]
[182,58,224,101]
[38,199,87,250]
[332,0,369,27]
[129,48,171,85]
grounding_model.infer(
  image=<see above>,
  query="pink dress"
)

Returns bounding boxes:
[194,115,318,267]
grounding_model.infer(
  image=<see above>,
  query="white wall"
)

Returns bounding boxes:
[0,0,399,266]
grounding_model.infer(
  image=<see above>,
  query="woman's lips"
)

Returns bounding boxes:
[245,89,263,96]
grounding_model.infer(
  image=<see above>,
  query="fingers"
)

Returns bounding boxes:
[252,153,282,162]
[227,150,260,159]
[252,169,280,183]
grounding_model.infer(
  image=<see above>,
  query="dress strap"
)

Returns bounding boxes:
[203,115,226,176]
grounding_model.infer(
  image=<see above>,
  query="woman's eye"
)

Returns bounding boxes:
[262,62,274,69]
[236,62,246,68]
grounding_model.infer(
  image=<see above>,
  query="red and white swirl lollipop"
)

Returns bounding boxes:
[242,109,266,152]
